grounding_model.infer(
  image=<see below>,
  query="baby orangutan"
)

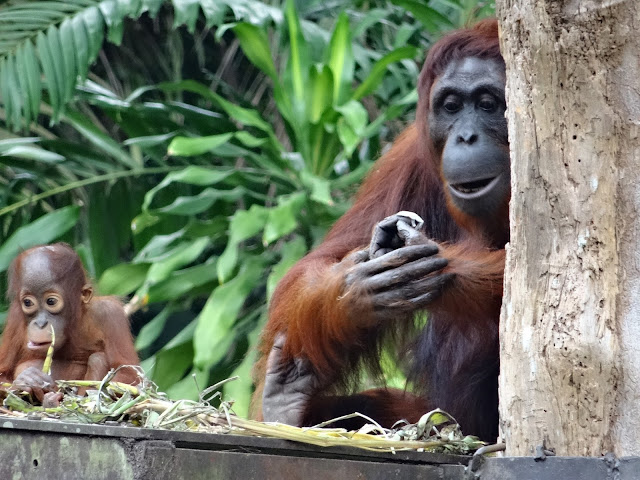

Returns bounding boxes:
[0,243,139,406]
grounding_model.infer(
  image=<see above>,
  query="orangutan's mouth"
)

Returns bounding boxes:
[27,340,51,350]
[449,175,501,199]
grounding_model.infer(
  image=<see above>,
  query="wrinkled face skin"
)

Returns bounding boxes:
[428,57,510,222]
[19,249,69,354]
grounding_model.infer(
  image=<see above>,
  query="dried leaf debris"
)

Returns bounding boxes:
[0,368,484,455]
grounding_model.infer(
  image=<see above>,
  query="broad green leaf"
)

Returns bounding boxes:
[234,131,269,149]
[125,0,145,25]
[0,59,11,130]
[98,263,150,296]
[123,132,176,148]
[223,352,254,417]
[185,216,228,239]
[151,342,194,391]
[353,46,419,100]
[307,65,333,124]
[140,0,166,17]
[36,31,60,119]
[146,259,218,303]
[70,13,89,82]
[307,122,340,176]
[266,235,307,301]
[227,0,283,25]
[141,319,199,380]
[46,25,68,106]
[156,187,246,216]
[336,100,368,136]
[135,306,172,351]
[59,19,77,103]
[172,0,200,33]
[82,6,105,63]
[140,237,210,290]
[272,79,294,127]
[132,229,186,262]
[263,192,306,245]
[281,2,311,148]
[326,12,354,106]
[233,22,278,81]
[167,133,233,157]
[155,166,233,187]
[17,41,42,122]
[223,320,263,417]
[140,355,155,379]
[393,23,417,50]
[1,146,65,163]
[8,56,24,130]
[213,93,276,136]
[336,100,369,156]
[0,137,40,150]
[3,57,17,130]
[0,206,80,273]
[198,0,228,26]
[284,0,309,104]
[13,48,31,127]
[217,205,268,283]
[131,211,160,235]
[1,56,23,130]
[300,170,333,206]
[194,256,264,369]
[98,0,125,45]
[337,122,358,157]
[142,166,234,211]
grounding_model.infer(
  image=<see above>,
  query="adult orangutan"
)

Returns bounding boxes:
[253,19,508,442]
[0,243,139,404]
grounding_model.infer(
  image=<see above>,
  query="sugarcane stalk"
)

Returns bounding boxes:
[42,325,55,375]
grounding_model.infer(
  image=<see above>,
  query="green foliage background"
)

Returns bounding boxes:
[0,0,493,417]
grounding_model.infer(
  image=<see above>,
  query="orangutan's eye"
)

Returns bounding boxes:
[44,294,64,314]
[21,296,38,315]
[443,98,462,113]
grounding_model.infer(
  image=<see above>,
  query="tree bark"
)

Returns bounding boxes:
[496,0,640,456]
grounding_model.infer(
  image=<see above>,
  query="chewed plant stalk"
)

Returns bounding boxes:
[42,325,55,376]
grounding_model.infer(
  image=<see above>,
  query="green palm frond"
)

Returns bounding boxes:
[0,0,151,129]
[0,0,282,131]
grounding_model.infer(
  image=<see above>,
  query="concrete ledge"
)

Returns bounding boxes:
[1,418,639,479]
[0,418,466,479]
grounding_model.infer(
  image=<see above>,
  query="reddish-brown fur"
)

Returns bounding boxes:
[0,243,139,386]
[253,20,505,440]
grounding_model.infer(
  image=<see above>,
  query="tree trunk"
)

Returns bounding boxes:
[496,1,640,456]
